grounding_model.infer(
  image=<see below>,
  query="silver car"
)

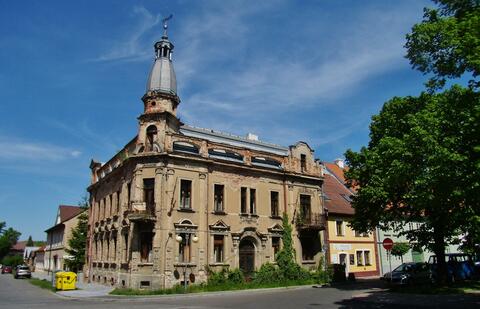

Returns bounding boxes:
[14,265,31,279]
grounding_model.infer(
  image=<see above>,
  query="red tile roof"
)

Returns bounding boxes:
[58,205,83,223]
[324,162,347,184]
[11,241,27,251]
[324,174,355,215]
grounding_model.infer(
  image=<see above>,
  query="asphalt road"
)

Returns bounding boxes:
[1,273,480,309]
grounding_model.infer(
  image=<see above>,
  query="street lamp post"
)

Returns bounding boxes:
[176,233,198,291]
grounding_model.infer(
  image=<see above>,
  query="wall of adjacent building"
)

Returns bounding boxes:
[327,215,378,277]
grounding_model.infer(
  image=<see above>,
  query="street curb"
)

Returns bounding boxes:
[61,284,316,300]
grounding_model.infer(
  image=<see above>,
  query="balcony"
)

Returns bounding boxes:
[126,202,156,222]
[295,213,326,230]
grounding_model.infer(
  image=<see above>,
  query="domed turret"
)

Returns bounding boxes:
[146,17,177,95]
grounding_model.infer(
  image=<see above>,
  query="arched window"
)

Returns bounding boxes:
[146,125,157,152]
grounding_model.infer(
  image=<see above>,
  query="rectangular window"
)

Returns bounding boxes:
[250,188,256,214]
[116,190,121,213]
[113,237,117,260]
[213,235,224,263]
[103,198,106,219]
[301,154,306,171]
[143,178,155,212]
[336,221,344,236]
[240,187,247,214]
[127,183,132,204]
[180,180,192,209]
[109,194,113,217]
[123,233,129,263]
[349,254,355,265]
[364,251,371,265]
[214,184,224,212]
[271,191,279,217]
[179,233,191,263]
[272,237,281,260]
[140,232,153,263]
[356,251,364,266]
[355,230,361,237]
[300,195,311,220]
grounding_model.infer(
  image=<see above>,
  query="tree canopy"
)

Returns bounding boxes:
[0,221,21,260]
[405,0,480,90]
[64,196,89,273]
[345,86,479,281]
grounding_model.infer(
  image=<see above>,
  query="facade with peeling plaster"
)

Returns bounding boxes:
[86,24,327,289]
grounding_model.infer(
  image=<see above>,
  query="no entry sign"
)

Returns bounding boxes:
[383,238,394,250]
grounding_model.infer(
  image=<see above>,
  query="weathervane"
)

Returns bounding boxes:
[162,14,173,36]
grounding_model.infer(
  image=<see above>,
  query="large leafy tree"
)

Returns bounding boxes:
[0,221,21,260]
[405,0,480,90]
[64,197,89,273]
[345,86,480,283]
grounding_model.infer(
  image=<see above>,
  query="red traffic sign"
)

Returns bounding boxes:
[383,238,394,250]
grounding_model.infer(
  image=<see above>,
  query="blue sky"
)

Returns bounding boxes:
[0,0,433,240]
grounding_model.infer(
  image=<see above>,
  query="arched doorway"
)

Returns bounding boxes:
[239,238,256,277]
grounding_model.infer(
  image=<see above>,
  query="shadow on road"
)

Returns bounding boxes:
[330,280,480,308]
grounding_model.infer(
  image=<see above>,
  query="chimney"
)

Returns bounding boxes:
[246,133,258,141]
[334,158,345,169]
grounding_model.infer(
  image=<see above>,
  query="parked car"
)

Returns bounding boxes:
[14,265,31,279]
[1,266,13,274]
[382,262,431,285]
[429,253,476,283]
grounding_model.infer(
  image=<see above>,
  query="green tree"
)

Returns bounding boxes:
[405,0,480,90]
[0,222,21,260]
[26,235,34,247]
[345,86,480,284]
[391,243,411,263]
[64,196,89,273]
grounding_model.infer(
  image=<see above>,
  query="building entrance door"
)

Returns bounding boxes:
[239,238,255,277]
[339,253,348,275]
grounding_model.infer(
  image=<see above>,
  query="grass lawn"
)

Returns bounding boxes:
[29,278,56,292]
[390,281,480,295]
[111,280,318,296]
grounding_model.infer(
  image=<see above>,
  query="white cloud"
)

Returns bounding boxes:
[0,136,82,161]
[92,6,161,62]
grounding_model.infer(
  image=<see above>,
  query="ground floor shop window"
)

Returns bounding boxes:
[356,250,371,266]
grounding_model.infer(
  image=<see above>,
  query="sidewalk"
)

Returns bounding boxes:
[31,271,114,298]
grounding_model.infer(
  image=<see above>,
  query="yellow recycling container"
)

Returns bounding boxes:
[55,271,77,290]
[55,271,65,290]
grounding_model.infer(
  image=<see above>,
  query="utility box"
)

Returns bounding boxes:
[55,271,77,290]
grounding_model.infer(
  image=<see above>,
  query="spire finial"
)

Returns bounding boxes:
[162,14,173,37]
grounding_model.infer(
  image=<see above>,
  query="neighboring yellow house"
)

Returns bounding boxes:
[324,162,379,277]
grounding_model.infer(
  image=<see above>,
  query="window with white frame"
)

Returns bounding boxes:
[213,235,224,263]
[336,221,344,236]
[356,250,371,266]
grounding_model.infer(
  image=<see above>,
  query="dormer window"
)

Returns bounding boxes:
[173,141,199,155]
[251,156,282,169]
[208,148,243,163]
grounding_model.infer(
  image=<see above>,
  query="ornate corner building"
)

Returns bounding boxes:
[86,24,326,289]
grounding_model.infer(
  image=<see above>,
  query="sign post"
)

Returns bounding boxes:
[383,238,394,281]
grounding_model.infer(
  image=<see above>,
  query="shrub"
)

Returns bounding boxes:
[227,268,244,284]
[2,255,23,267]
[253,263,283,284]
